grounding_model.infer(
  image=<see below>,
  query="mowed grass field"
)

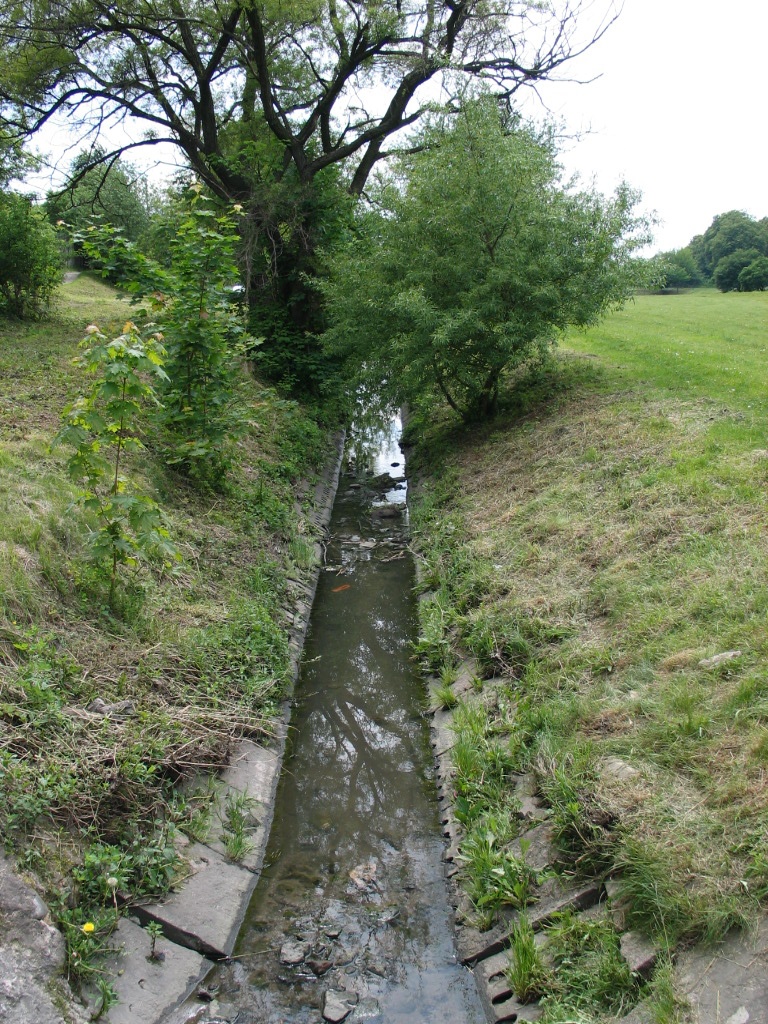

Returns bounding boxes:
[411,288,768,1016]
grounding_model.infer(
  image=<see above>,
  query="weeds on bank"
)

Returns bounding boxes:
[0,274,330,986]
[411,291,768,1010]
[219,790,258,862]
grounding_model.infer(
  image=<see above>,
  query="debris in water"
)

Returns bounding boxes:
[308,958,334,976]
[349,861,378,890]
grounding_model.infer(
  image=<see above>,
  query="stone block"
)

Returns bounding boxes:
[676,915,768,1024]
[135,844,258,959]
[96,917,207,1024]
[195,738,284,873]
[616,1000,655,1023]
[508,820,557,873]
[431,711,456,757]
[458,877,601,964]
[619,930,657,978]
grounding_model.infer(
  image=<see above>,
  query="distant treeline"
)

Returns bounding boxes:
[657,211,768,292]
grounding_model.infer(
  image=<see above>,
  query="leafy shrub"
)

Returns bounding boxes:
[54,321,178,605]
[0,192,61,317]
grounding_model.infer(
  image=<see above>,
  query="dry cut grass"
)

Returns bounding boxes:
[0,274,327,906]
[412,289,768,947]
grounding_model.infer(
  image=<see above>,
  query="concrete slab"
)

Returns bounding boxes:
[431,710,456,757]
[619,930,657,978]
[135,843,258,959]
[219,737,284,803]
[453,659,481,695]
[676,916,768,1024]
[508,821,557,873]
[193,737,285,873]
[617,1001,655,1024]
[457,877,601,964]
[97,917,207,1024]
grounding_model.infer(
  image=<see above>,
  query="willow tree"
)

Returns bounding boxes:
[0,0,618,389]
[323,100,650,422]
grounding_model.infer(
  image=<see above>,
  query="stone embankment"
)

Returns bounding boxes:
[425,657,768,1024]
[0,434,345,1024]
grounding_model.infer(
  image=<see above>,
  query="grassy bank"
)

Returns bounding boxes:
[0,274,328,986]
[410,289,768,1020]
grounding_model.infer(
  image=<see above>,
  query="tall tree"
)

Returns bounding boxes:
[692,210,767,280]
[0,0,617,389]
[323,100,650,422]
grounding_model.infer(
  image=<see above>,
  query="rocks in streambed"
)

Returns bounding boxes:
[370,505,403,520]
[307,958,334,976]
[280,938,312,965]
[322,988,359,1023]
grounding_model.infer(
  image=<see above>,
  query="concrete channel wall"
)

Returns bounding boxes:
[94,431,347,1024]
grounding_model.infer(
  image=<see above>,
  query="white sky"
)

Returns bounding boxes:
[23,0,765,255]
[524,0,768,253]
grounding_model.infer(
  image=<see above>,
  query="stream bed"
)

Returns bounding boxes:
[205,427,484,1024]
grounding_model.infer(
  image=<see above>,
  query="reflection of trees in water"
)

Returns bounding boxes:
[210,473,483,1023]
[288,670,429,857]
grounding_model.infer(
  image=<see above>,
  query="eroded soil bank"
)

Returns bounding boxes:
[190,427,484,1024]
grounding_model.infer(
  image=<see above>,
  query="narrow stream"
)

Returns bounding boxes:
[208,425,484,1024]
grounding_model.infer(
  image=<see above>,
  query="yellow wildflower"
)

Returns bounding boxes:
[81,922,95,934]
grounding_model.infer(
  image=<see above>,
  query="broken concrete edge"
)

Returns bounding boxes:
[73,429,346,1024]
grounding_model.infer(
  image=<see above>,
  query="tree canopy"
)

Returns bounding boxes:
[323,100,649,422]
[0,0,619,392]
[45,149,151,242]
[0,191,61,317]
[657,211,768,293]
[0,0,616,201]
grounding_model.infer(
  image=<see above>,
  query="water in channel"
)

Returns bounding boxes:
[207,424,484,1024]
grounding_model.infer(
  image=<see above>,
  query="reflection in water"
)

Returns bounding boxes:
[207,431,484,1024]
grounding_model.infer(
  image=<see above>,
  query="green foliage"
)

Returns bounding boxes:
[78,188,255,487]
[53,320,178,604]
[219,790,257,862]
[692,209,768,279]
[714,247,763,292]
[149,190,251,484]
[431,682,459,710]
[0,191,61,317]
[45,148,151,243]
[0,128,40,187]
[144,920,164,961]
[457,812,537,914]
[738,254,768,291]
[538,911,639,1020]
[323,99,651,423]
[72,831,179,906]
[505,914,551,1003]
[1,0,625,400]
[655,246,702,288]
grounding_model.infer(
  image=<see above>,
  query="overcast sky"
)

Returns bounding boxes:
[525,0,767,253]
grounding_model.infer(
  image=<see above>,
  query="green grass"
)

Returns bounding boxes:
[411,288,768,1008]
[0,274,329,988]
[567,289,768,411]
